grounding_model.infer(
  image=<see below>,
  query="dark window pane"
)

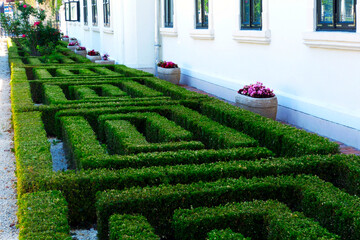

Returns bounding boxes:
[204,0,209,25]
[242,0,250,26]
[320,0,333,23]
[197,0,202,25]
[338,0,355,23]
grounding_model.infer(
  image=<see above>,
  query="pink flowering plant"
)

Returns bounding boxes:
[63,35,69,38]
[76,46,86,51]
[238,82,275,98]
[102,54,109,61]
[68,42,78,46]
[157,60,178,68]
[87,50,100,56]
[0,1,60,56]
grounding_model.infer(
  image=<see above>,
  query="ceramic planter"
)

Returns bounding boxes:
[62,37,69,42]
[235,94,278,120]
[69,39,77,43]
[157,67,181,84]
[95,60,116,65]
[86,55,102,62]
[67,45,77,52]
[75,49,87,57]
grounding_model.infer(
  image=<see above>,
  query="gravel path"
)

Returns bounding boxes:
[0,38,18,239]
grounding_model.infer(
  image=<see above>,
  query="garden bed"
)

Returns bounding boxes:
[10,39,360,240]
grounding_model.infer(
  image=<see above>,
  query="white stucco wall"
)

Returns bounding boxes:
[62,0,155,68]
[160,0,360,133]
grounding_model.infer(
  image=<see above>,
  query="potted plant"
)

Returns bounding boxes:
[69,37,77,43]
[62,35,69,42]
[67,41,78,51]
[75,46,87,57]
[86,49,101,62]
[235,82,278,120]
[95,53,115,64]
[157,60,181,84]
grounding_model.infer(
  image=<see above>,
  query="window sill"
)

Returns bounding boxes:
[160,27,178,37]
[103,28,114,34]
[92,27,100,33]
[190,29,214,40]
[303,31,360,51]
[83,26,90,31]
[232,30,271,44]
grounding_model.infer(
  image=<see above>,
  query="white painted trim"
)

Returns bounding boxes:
[303,0,360,50]
[303,31,360,50]
[233,0,271,44]
[190,0,214,40]
[160,27,178,37]
[83,26,90,31]
[190,29,215,40]
[233,29,271,44]
[103,28,114,34]
[180,67,360,131]
[92,27,100,32]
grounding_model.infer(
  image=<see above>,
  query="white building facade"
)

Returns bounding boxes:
[61,0,360,149]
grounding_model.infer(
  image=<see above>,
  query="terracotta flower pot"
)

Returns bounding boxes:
[86,55,102,62]
[75,49,87,57]
[235,94,278,120]
[157,67,181,84]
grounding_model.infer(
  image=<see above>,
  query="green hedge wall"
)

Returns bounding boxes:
[18,190,71,240]
[109,214,160,240]
[96,175,360,239]
[173,200,338,240]
[200,99,339,156]
[206,229,250,240]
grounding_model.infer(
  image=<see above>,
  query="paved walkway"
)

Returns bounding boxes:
[180,84,360,156]
[0,38,18,240]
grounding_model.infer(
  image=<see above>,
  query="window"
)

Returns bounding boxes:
[103,0,110,27]
[317,0,356,31]
[164,0,174,28]
[92,0,97,26]
[83,0,88,25]
[195,0,209,29]
[241,0,262,30]
[65,1,80,22]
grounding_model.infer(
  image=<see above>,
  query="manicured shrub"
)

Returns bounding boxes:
[200,99,339,156]
[78,68,97,75]
[18,191,71,240]
[27,57,43,65]
[207,229,250,240]
[69,86,100,100]
[91,67,122,76]
[120,80,164,98]
[33,68,53,79]
[109,214,160,240]
[60,57,76,64]
[43,84,68,104]
[101,84,128,97]
[143,77,209,100]
[173,200,338,240]
[169,105,258,149]
[13,111,52,196]
[96,175,360,240]
[61,116,105,169]
[56,68,75,77]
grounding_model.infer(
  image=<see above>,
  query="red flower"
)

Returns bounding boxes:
[22,34,26,38]
[34,21,41,27]
[23,4,27,8]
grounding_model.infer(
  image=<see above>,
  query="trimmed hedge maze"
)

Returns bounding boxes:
[9,39,360,240]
